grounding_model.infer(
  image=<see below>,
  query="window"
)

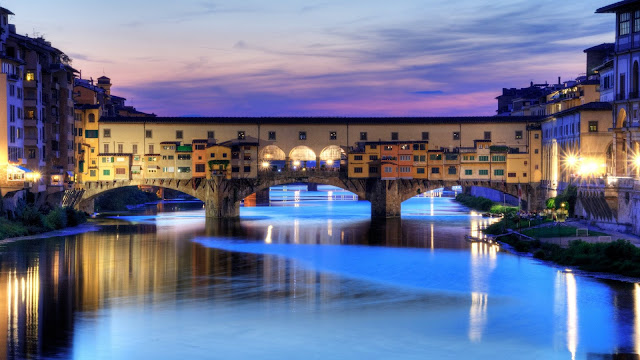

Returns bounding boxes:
[28,149,36,159]
[422,132,429,140]
[244,166,251,172]
[391,132,398,140]
[90,170,96,177]
[535,149,539,154]
[148,156,157,161]
[330,131,337,140]
[479,170,488,176]
[431,167,440,174]
[354,155,363,161]
[238,131,245,140]
[134,156,140,161]
[400,167,411,173]
[453,132,460,140]
[118,144,123,153]
[268,131,276,140]
[384,166,393,173]
[103,169,110,176]
[535,165,539,170]
[414,155,419,162]
[369,144,377,149]
[445,154,458,161]
[133,144,138,154]
[195,144,205,150]
[484,131,491,140]
[369,166,379,173]
[621,12,631,35]
[523,173,527,178]
[354,167,363,173]
[244,154,251,161]
[176,130,183,139]
[515,131,523,139]
[116,168,126,175]
[222,153,227,158]
[299,131,307,140]
[494,169,504,176]
[399,155,411,161]
[178,154,191,160]
[448,166,456,175]
[508,173,516,177]
[177,167,191,173]
[589,121,598,132]
[465,169,472,175]
[369,155,378,161]
[430,154,442,161]
[534,133,539,139]
[479,156,489,161]
[145,130,152,138]
[103,144,109,153]
[416,168,425,174]
[208,131,215,139]
[492,155,506,162]
[25,71,35,81]
[195,164,205,172]
[360,132,367,141]
[148,144,154,154]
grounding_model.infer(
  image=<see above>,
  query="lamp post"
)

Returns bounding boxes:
[565,154,578,186]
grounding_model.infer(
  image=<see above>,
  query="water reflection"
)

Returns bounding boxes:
[0,197,639,358]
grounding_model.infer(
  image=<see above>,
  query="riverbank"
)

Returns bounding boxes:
[454,193,517,214]
[0,207,88,240]
[497,234,640,278]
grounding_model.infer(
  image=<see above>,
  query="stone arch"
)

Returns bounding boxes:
[618,108,627,128]
[237,176,366,201]
[289,146,316,168]
[319,145,345,167]
[259,145,286,161]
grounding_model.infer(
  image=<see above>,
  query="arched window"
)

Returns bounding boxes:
[88,113,96,123]
[289,146,316,161]
[259,145,286,160]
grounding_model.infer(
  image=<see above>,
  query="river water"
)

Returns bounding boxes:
[0,185,639,359]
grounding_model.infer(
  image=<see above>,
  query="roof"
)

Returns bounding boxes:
[99,153,132,157]
[593,59,614,72]
[192,139,209,143]
[596,0,640,13]
[583,43,615,52]
[544,102,613,120]
[100,116,543,125]
[0,7,14,15]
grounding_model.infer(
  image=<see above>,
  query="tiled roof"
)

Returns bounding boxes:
[583,43,615,52]
[100,116,543,125]
[544,102,613,120]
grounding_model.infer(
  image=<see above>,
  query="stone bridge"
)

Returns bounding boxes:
[74,170,543,218]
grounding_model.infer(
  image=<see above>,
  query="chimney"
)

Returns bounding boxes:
[558,76,561,85]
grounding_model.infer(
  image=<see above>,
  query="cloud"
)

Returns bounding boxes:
[411,91,444,95]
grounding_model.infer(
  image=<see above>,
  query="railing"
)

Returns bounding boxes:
[257,168,345,180]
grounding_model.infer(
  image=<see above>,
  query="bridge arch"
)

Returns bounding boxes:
[259,145,286,161]
[289,146,316,169]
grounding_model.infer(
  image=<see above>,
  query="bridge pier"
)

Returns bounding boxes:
[205,180,240,219]
[307,183,318,192]
[78,198,95,215]
[367,179,402,218]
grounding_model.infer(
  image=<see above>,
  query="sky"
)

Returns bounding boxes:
[2,0,616,117]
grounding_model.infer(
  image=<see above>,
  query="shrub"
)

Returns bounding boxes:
[21,205,45,228]
[65,207,87,227]
[45,208,67,230]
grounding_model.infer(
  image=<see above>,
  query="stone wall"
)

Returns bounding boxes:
[470,186,519,207]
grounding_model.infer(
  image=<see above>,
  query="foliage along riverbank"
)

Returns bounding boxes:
[499,235,640,278]
[0,206,87,240]
[454,193,517,215]
[95,187,160,212]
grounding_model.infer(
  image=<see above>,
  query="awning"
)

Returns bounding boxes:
[66,171,74,177]
[15,166,32,173]
[131,165,141,171]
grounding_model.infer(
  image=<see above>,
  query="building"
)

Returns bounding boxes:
[596,1,640,178]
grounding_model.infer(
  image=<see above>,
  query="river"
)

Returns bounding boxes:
[0,185,638,359]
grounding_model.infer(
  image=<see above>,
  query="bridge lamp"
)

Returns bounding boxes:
[293,160,301,167]
[326,159,334,166]
[261,161,270,169]
[565,155,578,168]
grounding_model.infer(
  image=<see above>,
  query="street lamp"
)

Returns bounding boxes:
[564,154,579,185]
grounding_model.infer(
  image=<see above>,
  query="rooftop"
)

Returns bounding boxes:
[596,0,640,13]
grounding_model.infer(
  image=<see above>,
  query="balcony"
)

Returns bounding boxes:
[24,96,38,107]
[24,118,37,127]
[7,73,19,82]
[24,79,37,88]
[24,136,38,146]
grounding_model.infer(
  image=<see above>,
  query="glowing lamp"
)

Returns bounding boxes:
[565,155,578,167]
[293,161,301,166]
[326,159,334,165]
[261,161,270,168]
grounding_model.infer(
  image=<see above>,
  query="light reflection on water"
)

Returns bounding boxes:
[0,189,638,359]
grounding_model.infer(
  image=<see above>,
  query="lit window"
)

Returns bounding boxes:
[25,71,35,81]
[515,131,523,139]
[360,132,367,141]
[589,121,598,132]
[268,131,276,140]
[299,131,307,140]
[330,131,337,140]
[453,132,460,140]
[238,131,245,140]
[103,129,111,138]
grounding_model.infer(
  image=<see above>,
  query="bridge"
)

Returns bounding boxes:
[67,169,543,218]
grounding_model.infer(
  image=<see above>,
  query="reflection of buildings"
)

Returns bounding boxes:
[554,271,578,360]
[468,242,498,342]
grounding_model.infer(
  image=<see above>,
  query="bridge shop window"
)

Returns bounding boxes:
[195,164,205,172]
[465,169,472,175]
[360,132,368,141]
[237,131,245,140]
[479,169,488,175]
[177,167,191,173]
[384,145,393,151]
[232,166,240,173]
[508,172,516,177]
[330,131,337,140]
[523,173,527,177]
[178,154,191,160]
[534,133,539,139]
[103,144,109,153]
[232,152,239,159]
[90,170,96,177]
[484,131,491,140]
[429,154,442,161]
[244,166,251,172]
[589,121,598,132]
[494,169,504,176]
[422,132,429,141]
[103,129,111,138]
[453,132,460,140]
[208,131,215,140]
[116,168,126,175]
[354,167,364,174]
[534,149,539,154]
[478,156,489,162]
[369,155,378,161]
[299,131,307,140]
[176,130,183,139]
[515,131,523,140]
[391,132,398,140]
[431,167,440,174]
[133,144,138,154]
[416,168,425,174]
[384,166,393,173]
[369,166,378,173]
[354,155,363,161]
[448,166,456,175]
[85,130,98,138]
[268,131,276,140]
[195,144,205,150]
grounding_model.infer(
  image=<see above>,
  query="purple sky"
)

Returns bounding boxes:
[4,0,615,116]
